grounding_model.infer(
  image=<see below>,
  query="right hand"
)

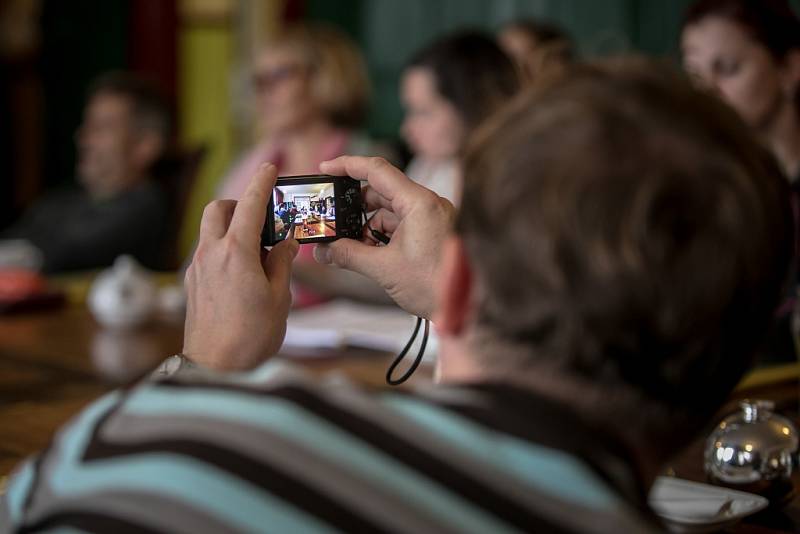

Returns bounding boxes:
[313,156,456,319]
[183,163,299,371]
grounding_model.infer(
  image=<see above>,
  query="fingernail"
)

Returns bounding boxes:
[260,162,274,171]
[313,245,331,264]
[289,239,300,257]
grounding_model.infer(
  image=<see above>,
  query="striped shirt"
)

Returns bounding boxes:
[1,362,662,533]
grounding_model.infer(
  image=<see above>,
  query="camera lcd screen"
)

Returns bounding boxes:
[272,182,337,242]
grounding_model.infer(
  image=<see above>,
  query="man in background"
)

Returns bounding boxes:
[1,72,171,273]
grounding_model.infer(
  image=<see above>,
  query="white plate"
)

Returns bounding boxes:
[648,476,768,533]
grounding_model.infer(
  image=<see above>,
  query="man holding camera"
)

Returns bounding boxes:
[1,62,792,533]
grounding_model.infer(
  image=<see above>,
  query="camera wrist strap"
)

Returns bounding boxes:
[361,208,429,385]
[386,316,429,385]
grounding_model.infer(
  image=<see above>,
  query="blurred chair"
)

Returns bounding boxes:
[153,145,207,270]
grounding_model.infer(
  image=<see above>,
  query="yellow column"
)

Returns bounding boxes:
[177,0,235,257]
[177,0,285,258]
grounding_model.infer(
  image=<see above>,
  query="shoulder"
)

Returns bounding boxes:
[105,181,169,218]
[404,157,460,204]
[27,187,86,214]
[3,364,656,533]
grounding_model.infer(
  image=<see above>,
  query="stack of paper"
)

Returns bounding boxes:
[282,300,438,359]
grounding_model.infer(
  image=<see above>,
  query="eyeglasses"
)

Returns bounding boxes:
[251,65,304,93]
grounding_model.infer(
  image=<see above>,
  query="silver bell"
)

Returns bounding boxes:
[705,399,798,504]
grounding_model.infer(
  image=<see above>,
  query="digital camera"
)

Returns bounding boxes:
[261,174,364,246]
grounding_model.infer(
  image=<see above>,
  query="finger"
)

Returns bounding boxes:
[360,232,383,245]
[366,208,401,235]
[320,156,422,217]
[228,163,277,242]
[362,185,394,212]
[313,238,387,282]
[263,238,299,290]
[199,200,237,242]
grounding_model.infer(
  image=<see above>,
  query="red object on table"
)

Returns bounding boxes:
[0,270,46,300]
[0,270,64,313]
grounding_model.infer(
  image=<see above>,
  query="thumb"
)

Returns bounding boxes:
[264,239,299,289]
[314,239,386,282]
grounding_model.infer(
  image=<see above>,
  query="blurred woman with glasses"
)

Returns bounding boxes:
[218,24,393,307]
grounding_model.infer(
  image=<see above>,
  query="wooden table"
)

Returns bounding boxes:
[0,303,419,475]
[2,304,799,533]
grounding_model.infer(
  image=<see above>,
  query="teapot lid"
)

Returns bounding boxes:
[705,399,799,489]
[712,399,799,451]
[113,255,140,275]
[740,399,775,423]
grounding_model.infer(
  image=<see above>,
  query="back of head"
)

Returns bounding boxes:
[683,0,800,61]
[267,23,370,129]
[408,31,519,131]
[458,57,793,455]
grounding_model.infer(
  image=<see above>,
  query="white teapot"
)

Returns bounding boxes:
[88,255,157,329]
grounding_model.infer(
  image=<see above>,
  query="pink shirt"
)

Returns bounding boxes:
[218,131,348,200]
[217,130,350,308]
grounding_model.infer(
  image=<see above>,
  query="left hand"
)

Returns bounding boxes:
[314,157,455,319]
[182,163,299,371]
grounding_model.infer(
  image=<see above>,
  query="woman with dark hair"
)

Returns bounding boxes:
[401,31,519,204]
[682,0,800,363]
[681,0,800,181]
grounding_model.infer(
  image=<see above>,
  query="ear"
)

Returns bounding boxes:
[131,131,165,172]
[781,49,800,97]
[432,236,474,338]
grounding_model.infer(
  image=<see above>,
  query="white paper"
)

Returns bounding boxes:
[281,300,438,359]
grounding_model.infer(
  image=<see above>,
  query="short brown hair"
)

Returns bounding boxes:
[265,24,370,129]
[457,57,793,452]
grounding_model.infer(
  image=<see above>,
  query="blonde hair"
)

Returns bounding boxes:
[265,23,370,128]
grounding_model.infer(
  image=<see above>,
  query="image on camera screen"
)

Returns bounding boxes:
[273,182,337,241]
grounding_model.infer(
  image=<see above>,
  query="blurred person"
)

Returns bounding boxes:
[401,31,519,204]
[218,23,393,306]
[1,72,171,273]
[682,0,800,363]
[498,19,574,84]
[3,59,793,533]
[681,0,800,181]
[219,24,382,196]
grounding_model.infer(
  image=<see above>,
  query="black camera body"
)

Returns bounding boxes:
[262,174,363,246]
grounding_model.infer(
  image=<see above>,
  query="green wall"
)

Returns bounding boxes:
[40,0,129,188]
[305,0,697,139]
